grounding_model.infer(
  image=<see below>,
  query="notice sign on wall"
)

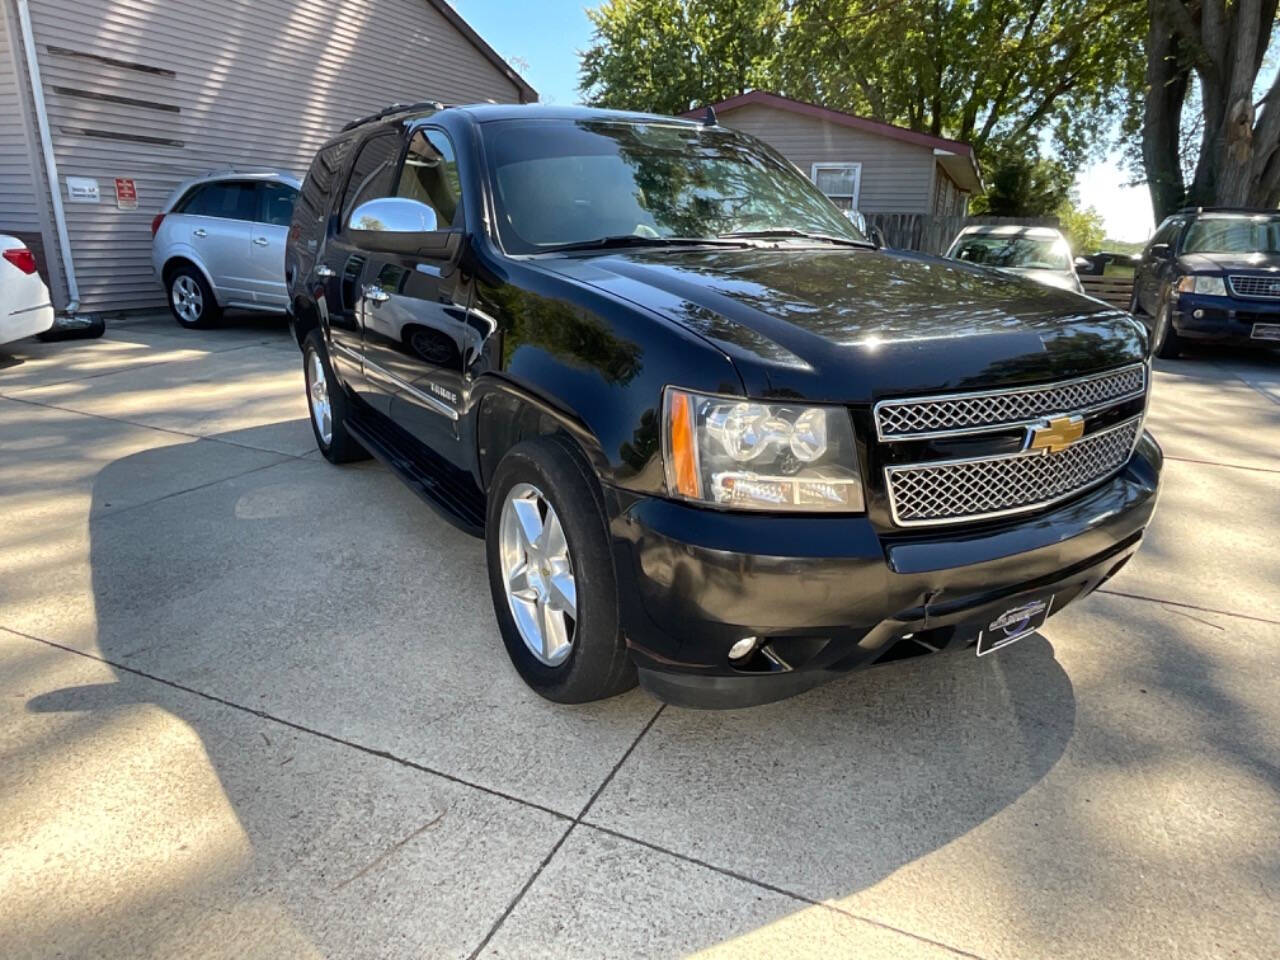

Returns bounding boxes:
[66,177,100,203]
[114,178,138,210]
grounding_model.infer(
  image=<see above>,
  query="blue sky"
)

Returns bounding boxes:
[453,1,1155,242]
[452,0,595,106]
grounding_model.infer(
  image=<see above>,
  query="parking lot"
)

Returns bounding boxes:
[1,312,1277,959]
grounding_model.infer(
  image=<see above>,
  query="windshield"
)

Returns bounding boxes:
[1181,215,1280,254]
[480,118,865,254]
[947,233,1072,271]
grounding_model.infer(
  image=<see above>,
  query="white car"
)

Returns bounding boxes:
[1,236,55,347]
[151,170,301,328]
[945,225,1084,294]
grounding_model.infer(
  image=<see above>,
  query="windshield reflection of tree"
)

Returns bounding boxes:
[578,120,854,240]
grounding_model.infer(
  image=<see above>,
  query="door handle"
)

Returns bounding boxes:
[363,284,390,303]
[253,236,269,246]
[192,228,207,238]
[315,264,335,279]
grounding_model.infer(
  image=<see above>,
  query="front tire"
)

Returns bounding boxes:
[166,265,220,329]
[302,329,367,463]
[1152,298,1184,359]
[485,435,636,703]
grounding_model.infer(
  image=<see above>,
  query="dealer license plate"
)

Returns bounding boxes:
[975,594,1056,657]
[1250,323,1280,341]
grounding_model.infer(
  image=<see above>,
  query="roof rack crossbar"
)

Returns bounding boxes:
[340,100,446,133]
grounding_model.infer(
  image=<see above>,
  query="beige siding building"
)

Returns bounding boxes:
[0,0,533,314]
[693,92,982,217]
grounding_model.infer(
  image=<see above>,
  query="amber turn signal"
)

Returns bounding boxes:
[665,388,702,499]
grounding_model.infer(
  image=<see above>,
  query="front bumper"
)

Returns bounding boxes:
[608,431,1162,708]
[1174,292,1280,343]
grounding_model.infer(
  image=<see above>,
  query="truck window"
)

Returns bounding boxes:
[397,129,463,227]
[341,131,402,225]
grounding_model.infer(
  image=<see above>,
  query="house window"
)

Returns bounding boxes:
[811,163,861,210]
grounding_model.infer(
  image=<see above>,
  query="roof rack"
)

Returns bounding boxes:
[1174,205,1278,215]
[340,101,447,133]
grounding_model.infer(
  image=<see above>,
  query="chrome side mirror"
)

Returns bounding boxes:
[348,197,438,234]
[347,197,461,262]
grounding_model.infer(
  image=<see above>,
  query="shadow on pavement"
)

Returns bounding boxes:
[17,415,1080,955]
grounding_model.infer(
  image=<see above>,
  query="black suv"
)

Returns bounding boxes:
[1131,207,1280,357]
[286,103,1161,709]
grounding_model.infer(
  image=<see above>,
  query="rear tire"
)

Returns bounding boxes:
[302,329,367,463]
[166,265,220,329]
[485,435,636,703]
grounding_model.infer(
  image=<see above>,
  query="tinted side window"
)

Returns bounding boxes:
[341,131,403,224]
[178,181,256,221]
[1148,216,1179,251]
[397,130,463,227]
[259,182,299,226]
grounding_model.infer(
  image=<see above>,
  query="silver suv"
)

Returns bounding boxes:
[151,171,301,328]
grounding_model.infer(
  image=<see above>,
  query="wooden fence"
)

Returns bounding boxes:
[1079,274,1135,309]
[864,214,1059,255]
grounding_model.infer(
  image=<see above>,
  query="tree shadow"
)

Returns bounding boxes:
[10,415,1081,956]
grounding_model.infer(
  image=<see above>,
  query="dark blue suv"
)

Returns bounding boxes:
[1131,208,1280,357]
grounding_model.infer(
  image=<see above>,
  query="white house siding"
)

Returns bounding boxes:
[9,0,528,312]
[0,4,43,233]
[717,102,940,214]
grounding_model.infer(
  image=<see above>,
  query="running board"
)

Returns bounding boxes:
[344,413,486,538]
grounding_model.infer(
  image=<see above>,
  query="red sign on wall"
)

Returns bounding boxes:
[114,178,138,210]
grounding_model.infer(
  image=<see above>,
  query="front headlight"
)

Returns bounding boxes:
[662,387,865,512]
[1176,275,1227,295]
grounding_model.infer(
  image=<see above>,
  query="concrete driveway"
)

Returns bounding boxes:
[1,312,1277,960]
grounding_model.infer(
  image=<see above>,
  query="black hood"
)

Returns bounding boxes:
[541,246,1145,403]
[1178,252,1280,273]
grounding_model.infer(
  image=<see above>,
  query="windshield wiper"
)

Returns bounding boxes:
[718,228,874,249]
[541,234,753,253]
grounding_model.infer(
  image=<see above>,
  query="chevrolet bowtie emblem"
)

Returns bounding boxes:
[1028,415,1085,454]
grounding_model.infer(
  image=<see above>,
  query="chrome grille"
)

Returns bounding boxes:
[875,364,1146,440]
[885,417,1141,526]
[1228,275,1280,299]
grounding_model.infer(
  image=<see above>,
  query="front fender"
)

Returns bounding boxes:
[465,255,742,496]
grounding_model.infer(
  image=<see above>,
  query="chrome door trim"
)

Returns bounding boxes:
[334,342,460,422]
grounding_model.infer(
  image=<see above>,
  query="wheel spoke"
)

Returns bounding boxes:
[541,509,568,561]
[547,569,576,618]
[539,596,571,662]
[511,497,543,552]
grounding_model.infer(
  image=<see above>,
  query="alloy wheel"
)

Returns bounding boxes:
[172,275,203,324]
[306,348,332,446]
[498,482,578,666]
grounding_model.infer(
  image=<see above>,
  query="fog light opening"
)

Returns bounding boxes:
[1193,309,1204,319]
[728,636,759,661]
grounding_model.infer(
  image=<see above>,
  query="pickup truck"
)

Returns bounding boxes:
[285,102,1161,709]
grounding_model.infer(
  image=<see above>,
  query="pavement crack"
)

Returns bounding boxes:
[465,703,666,960]
[1163,454,1280,475]
[0,625,575,823]
[333,811,446,891]
[1096,588,1279,626]
[577,822,990,960]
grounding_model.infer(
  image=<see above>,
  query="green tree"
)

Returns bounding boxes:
[1056,199,1107,253]
[578,0,786,115]
[970,147,1075,215]
[580,0,1146,199]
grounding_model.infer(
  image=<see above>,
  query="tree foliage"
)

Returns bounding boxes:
[970,146,1075,215]
[1055,199,1107,253]
[1140,0,1280,219]
[579,0,786,116]
[579,0,1146,188]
